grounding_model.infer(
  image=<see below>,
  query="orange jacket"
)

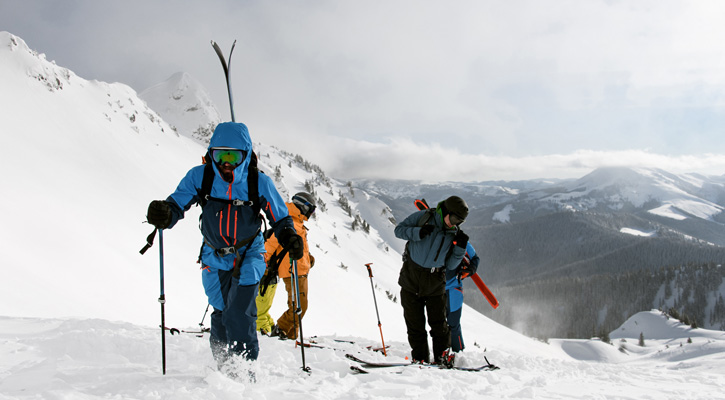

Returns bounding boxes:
[265,202,312,278]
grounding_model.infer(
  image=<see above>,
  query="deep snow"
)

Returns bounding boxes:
[2,311,725,399]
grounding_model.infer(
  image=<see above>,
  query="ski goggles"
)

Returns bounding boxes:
[292,195,316,218]
[211,148,247,167]
[449,213,465,226]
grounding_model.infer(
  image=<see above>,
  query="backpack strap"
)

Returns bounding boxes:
[417,208,435,227]
[247,151,261,215]
[195,150,262,264]
[403,208,437,261]
[197,151,261,212]
[199,153,215,208]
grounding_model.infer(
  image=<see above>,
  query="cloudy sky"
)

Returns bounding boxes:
[3,0,725,181]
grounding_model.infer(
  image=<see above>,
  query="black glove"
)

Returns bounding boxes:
[465,261,478,276]
[147,200,172,229]
[458,262,477,278]
[286,235,304,260]
[419,225,434,239]
[259,266,279,296]
[279,228,305,260]
[453,230,468,249]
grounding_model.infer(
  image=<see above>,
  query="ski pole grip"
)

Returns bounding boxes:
[365,263,373,278]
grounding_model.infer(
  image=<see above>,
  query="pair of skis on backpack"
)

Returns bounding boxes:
[345,353,499,373]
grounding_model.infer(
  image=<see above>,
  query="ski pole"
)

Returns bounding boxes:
[197,304,211,334]
[291,257,311,373]
[158,229,167,375]
[365,263,387,356]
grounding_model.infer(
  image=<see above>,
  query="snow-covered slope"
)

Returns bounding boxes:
[3,31,725,399]
[0,30,405,340]
[139,71,221,144]
[3,311,725,399]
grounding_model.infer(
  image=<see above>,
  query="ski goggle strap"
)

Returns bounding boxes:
[292,195,316,217]
[449,213,465,226]
[211,148,247,167]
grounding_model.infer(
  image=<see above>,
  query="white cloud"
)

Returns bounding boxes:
[316,139,725,181]
[3,0,725,182]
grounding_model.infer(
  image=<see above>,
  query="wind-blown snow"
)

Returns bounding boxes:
[2,31,725,399]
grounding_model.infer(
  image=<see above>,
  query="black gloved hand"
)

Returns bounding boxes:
[459,263,477,279]
[453,229,468,249]
[279,228,305,260]
[286,234,304,260]
[457,256,472,278]
[465,261,478,276]
[419,225,434,239]
[147,200,172,229]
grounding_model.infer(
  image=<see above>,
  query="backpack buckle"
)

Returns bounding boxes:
[216,246,237,256]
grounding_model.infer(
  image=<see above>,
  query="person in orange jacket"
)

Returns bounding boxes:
[256,192,316,340]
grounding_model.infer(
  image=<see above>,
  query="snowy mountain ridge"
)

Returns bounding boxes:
[0,30,404,337]
[549,166,724,221]
[361,167,725,224]
[139,71,221,144]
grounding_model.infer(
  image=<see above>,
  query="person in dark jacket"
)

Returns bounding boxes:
[446,242,479,353]
[145,122,304,367]
[394,196,469,366]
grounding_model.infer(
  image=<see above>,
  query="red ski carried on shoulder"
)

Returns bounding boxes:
[413,198,499,309]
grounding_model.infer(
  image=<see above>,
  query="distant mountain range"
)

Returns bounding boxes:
[356,150,725,337]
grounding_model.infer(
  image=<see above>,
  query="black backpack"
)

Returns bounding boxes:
[197,150,260,215]
[195,151,264,275]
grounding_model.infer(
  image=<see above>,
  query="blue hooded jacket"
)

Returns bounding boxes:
[164,122,294,283]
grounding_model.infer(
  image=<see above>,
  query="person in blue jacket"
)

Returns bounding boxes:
[146,122,303,367]
[394,196,469,367]
[446,242,479,353]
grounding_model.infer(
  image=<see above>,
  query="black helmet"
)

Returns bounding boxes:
[443,196,468,225]
[292,192,316,218]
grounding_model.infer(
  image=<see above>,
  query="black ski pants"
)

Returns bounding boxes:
[400,289,450,363]
[398,257,451,363]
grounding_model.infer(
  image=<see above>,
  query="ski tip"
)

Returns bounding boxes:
[350,365,369,374]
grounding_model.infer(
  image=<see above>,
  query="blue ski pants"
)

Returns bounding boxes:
[207,268,260,363]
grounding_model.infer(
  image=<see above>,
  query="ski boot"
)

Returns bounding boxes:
[435,348,455,369]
